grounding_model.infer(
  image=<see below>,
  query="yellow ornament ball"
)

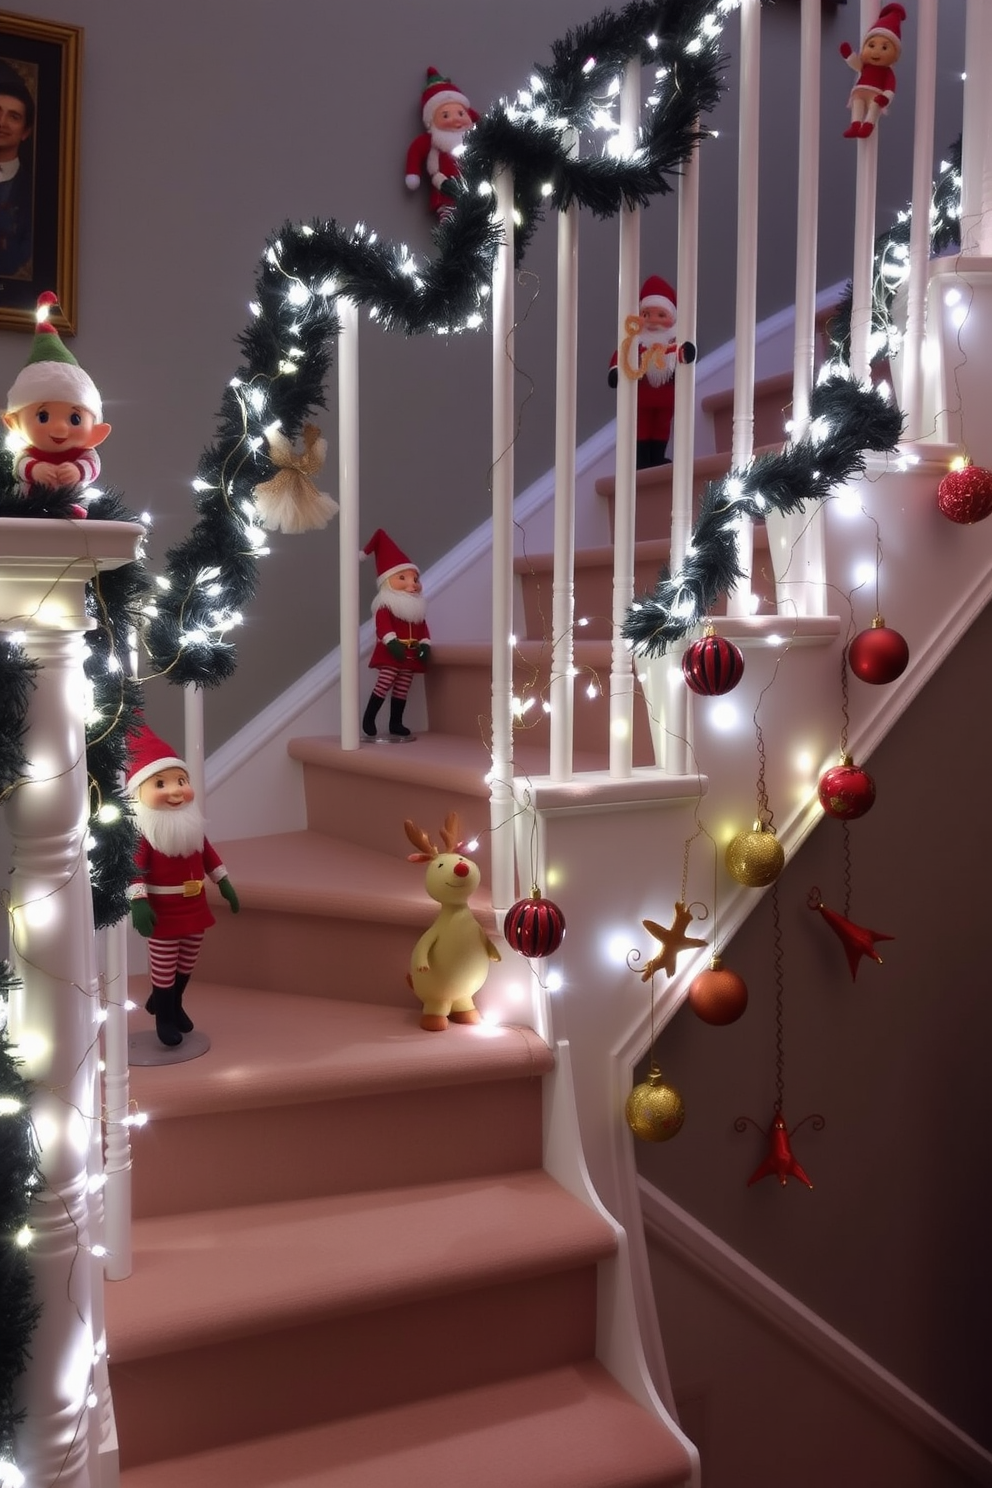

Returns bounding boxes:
[725,819,785,887]
[625,1070,686,1142]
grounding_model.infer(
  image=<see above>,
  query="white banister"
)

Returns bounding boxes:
[1,517,143,1488]
[490,167,517,913]
[725,0,761,618]
[899,0,938,438]
[549,131,580,785]
[338,296,361,751]
[609,60,641,779]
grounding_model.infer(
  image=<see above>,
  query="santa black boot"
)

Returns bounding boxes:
[389,697,412,739]
[362,693,385,738]
[172,971,194,1033]
[152,983,182,1047]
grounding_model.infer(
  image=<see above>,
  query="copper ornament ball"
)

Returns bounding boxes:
[725,821,785,887]
[817,756,876,819]
[848,618,909,685]
[625,1070,686,1142]
[687,955,748,1025]
[937,464,992,525]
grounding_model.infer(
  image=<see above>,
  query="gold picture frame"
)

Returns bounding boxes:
[0,11,81,333]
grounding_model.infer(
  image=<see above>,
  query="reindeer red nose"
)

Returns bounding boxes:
[454,860,470,877]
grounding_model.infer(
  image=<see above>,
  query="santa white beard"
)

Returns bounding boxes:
[132,797,207,858]
[430,126,468,155]
[639,325,677,387]
[373,587,427,624]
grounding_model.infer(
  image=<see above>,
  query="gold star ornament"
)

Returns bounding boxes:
[640,902,708,981]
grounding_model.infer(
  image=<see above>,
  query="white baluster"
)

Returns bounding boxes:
[338,296,361,751]
[549,130,579,785]
[898,0,937,444]
[490,167,517,914]
[101,919,131,1282]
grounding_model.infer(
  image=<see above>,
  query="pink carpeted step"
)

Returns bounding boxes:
[117,1361,693,1488]
[124,983,552,1218]
[107,1171,616,1468]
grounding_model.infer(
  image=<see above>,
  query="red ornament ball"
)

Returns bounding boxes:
[503,890,566,958]
[818,757,876,819]
[682,634,745,696]
[687,956,748,1025]
[937,464,992,524]
[848,621,909,685]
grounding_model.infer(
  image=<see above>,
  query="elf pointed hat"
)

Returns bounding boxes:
[865,3,906,52]
[126,723,187,796]
[639,276,677,318]
[362,528,419,585]
[420,67,471,127]
[6,292,103,419]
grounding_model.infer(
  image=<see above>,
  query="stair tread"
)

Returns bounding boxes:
[117,1359,693,1488]
[106,1169,616,1362]
[125,982,553,1120]
[289,730,608,779]
[593,441,782,497]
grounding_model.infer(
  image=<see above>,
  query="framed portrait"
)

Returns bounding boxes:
[0,12,81,333]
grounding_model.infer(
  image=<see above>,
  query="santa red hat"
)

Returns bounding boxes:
[362,528,419,586]
[126,723,186,795]
[639,275,677,318]
[865,3,906,52]
[420,67,470,127]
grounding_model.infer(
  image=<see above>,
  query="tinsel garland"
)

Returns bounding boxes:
[622,375,904,655]
[828,138,962,363]
[144,0,727,685]
[0,962,42,1466]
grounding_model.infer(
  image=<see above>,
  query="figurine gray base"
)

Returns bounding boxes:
[128,1029,211,1066]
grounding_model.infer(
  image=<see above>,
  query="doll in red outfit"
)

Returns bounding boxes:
[840,4,906,139]
[3,292,111,515]
[405,68,479,222]
[608,275,696,470]
[126,725,239,1047]
[361,529,430,741]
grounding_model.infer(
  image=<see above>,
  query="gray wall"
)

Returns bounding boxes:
[0,0,965,754]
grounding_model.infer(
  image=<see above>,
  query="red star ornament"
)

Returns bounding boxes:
[742,1109,815,1189]
[809,894,894,980]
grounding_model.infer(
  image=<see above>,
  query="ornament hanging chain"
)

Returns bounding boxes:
[751,642,796,830]
[842,820,853,918]
[771,880,786,1116]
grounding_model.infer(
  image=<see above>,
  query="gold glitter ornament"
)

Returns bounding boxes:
[625,1069,686,1142]
[725,820,785,887]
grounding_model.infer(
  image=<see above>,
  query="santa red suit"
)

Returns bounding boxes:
[608,275,695,469]
[405,68,479,219]
[130,836,225,938]
[370,605,431,674]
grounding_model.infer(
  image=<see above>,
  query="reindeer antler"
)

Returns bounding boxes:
[439,812,461,853]
[404,819,438,861]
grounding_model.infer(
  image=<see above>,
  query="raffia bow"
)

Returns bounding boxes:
[253,423,339,534]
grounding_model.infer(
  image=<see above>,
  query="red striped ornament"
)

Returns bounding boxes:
[503,889,566,958]
[681,633,745,695]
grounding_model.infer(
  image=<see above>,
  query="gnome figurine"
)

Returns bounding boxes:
[405,67,480,221]
[4,291,111,514]
[361,529,431,741]
[126,723,239,1047]
[840,3,906,139]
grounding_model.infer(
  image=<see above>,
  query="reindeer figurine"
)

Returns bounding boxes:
[404,812,501,1031]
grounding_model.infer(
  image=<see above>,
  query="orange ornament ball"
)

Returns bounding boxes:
[687,956,748,1025]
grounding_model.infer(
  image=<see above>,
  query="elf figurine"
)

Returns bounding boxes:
[362,528,431,741]
[405,68,479,222]
[840,3,906,139]
[608,275,696,470]
[126,724,239,1048]
[3,291,111,515]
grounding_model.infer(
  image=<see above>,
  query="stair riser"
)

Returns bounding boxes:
[130,1078,545,1219]
[425,658,657,766]
[300,761,493,879]
[192,906,422,1004]
[111,1266,599,1469]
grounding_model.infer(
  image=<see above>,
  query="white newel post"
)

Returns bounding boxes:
[0,517,144,1488]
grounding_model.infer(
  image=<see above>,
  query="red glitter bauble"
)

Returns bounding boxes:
[848,620,909,685]
[503,890,566,958]
[818,757,876,819]
[937,464,992,524]
[687,957,748,1025]
[681,634,745,695]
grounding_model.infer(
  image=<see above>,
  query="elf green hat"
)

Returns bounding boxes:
[6,292,103,420]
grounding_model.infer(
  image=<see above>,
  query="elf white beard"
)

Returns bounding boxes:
[373,587,427,624]
[639,325,677,387]
[132,797,207,858]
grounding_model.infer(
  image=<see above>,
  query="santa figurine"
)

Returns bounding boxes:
[361,528,431,741]
[840,3,906,139]
[3,291,111,516]
[608,275,696,471]
[126,724,239,1047]
[405,67,480,222]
